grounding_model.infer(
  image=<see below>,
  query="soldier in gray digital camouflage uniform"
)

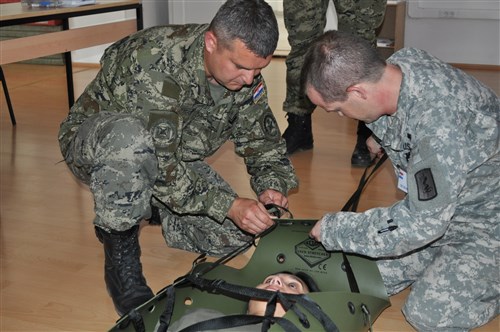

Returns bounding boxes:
[58,0,297,316]
[282,0,386,167]
[305,31,499,330]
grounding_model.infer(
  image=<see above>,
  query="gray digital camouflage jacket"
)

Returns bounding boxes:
[320,48,499,257]
[59,25,298,223]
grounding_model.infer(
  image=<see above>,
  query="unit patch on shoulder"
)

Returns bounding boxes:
[260,113,280,140]
[415,168,437,201]
[161,77,181,100]
[253,82,265,103]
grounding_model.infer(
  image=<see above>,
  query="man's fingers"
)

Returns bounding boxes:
[309,220,323,242]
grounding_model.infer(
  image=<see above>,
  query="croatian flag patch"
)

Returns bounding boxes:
[253,82,265,103]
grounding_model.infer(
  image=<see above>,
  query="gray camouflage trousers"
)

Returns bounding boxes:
[377,159,500,331]
[65,112,251,257]
[283,0,387,115]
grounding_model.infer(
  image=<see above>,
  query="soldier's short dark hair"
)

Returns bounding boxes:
[301,30,386,103]
[209,0,278,58]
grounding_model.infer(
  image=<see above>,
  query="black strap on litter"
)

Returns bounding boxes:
[264,316,302,332]
[264,203,293,219]
[179,314,303,332]
[341,154,388,213]
[340,252,359,293]
[271,292,308,327]
[174,282,285,332]
[127,308,146,332]
[156,285,176,332]
[183,275,339,332]
[338,154,388,294]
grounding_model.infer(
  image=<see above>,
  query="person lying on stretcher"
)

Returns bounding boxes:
[166,271,319,331]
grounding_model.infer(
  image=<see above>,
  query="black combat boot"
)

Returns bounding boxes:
[351,138,373,167]
[95,226,154,316]
[282,113,314,155]
[351,121,373,167]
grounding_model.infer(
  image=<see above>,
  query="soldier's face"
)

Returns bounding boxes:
[204,32,272,91]
[247,273,308,317]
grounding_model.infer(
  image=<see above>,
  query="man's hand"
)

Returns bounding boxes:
[309,218,323,242]
[258,189,288,208]
[227,197,274,235]
[366,136,384,160]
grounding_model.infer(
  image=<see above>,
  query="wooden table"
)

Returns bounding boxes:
[0,0,143,110]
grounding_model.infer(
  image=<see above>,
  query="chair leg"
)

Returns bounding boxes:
[0,66,16,126]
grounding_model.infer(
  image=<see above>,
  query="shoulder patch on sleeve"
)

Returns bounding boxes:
[148,110,180,154]
[161,77,181,100]
[415,168,437,201]
[260,113,280,141]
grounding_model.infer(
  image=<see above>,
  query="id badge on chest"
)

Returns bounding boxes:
[397,166,408,193]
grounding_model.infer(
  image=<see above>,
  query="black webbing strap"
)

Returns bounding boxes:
[272,292,308,327]
[178,314,304,332]
[266,316,303,332]
[339,154,388,293]
[127,308,146,332]
[341,154,388,213]
[178,287,301,332]
[156,285,176,332]
[341,251,359,293]
[183,275,339,332]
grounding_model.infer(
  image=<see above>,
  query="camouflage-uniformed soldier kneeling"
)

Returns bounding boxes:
[58,0,297,316]
[306,31,499,331]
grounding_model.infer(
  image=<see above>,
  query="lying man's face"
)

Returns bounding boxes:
[247,273,309,317]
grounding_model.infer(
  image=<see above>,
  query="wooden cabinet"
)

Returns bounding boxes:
[377,0,406,59]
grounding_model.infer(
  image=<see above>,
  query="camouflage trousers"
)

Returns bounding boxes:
[283,0,387,115]
[65,112,251,257]
[154,163,253,257]
[378,241,499,331]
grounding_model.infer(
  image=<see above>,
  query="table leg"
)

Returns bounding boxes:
[63,18,75,107]
[136,4,143,30]
[0,66,16,125]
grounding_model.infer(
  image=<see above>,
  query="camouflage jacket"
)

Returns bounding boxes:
[320,48,499,257]
[58,25,297,222]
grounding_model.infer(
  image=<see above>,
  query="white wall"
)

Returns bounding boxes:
[168,0,223,24]
[142,0,169,29]
[73,0,500,66]
[167,0,337,55]
[404,0,500,66]
[168,0,499,66]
